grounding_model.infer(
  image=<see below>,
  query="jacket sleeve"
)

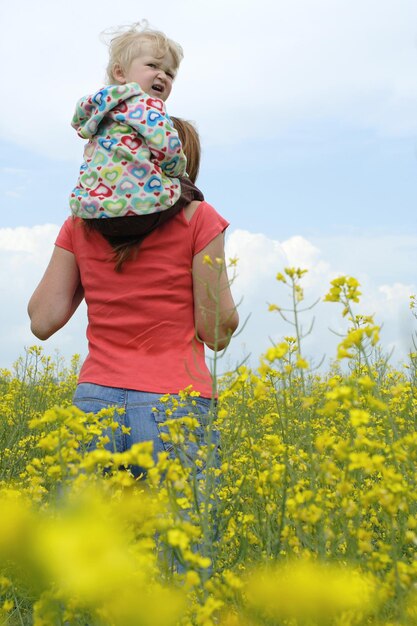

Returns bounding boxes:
[110,91,187,178]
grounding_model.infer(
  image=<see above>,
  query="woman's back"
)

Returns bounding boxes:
[55,202,229,396]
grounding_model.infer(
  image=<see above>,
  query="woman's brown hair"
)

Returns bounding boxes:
[169,116,201,184]
[83,117,202,271]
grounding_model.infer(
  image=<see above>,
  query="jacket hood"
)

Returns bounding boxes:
[71,83,144,139]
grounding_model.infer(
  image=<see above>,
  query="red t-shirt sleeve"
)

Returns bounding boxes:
[55,217,75,253]
[190,201,229,256]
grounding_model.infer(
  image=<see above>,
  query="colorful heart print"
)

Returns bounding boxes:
[132,197,155,212]
[148,129,165,148]
[158,192,171,206]
[102,166,123,184]
[112,149,133,164]
[102,199,127,215]
[116,178,139,194]
[114,101,128,114]
[110,122,130,135]
[145,97,164,111]
[163,157,181,176]
[121,135,143,151]
[93,90,105,109]
[144,176,163,192]
[147,110,164,127]
[98,137,117,151]
[114,84,130,96]
[69,197,100,216]
[86,120,98,135]
[149,148,165,162]
[168,135,181,151]
[84,143,95,159]
[128,163,151,179]
[69,197,81,213]
[128,103,145,120]
[80,171,98,188]
[73,187,89,199]
[80,201,100,216]
[90,183,113,198]
[91,151,108,166]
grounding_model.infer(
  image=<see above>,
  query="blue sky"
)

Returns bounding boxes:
[1,0,416,370]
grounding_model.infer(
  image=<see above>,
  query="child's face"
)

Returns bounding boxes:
[114,42,177,102]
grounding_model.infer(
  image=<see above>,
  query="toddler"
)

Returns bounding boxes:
[70,22,201,231]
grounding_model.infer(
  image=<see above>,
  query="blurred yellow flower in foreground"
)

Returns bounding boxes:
[1,484,183,624]
[245,560,377,624]
[0,489,32,559]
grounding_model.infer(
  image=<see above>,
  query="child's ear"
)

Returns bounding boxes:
[112,63,126,84]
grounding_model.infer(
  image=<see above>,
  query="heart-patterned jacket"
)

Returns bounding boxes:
[69,82,187,219]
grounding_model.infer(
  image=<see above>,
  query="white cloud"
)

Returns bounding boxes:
[225,229,287,295]
[225,229,417,369]
[374,283,416,356]
[379,283,414,302]
[1,0,417,159]
[0,224,87,369]
[0,224,59,253]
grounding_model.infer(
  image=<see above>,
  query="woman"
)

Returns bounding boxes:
[28,118,239,474]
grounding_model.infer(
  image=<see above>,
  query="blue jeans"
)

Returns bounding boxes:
[72,383,219,479]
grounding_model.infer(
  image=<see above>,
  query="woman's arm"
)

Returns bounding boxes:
[27,247,83,340]
[192,231,239,351]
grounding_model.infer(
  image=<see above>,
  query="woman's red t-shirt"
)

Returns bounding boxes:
[55,202,229,397]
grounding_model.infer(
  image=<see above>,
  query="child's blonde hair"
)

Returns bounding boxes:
[104,21,184,84]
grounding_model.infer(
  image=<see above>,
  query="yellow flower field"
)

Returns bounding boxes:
[0,268,416,625]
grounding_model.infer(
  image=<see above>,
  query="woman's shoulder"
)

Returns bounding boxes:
[56,217,97,251]
[183,200,204,223]
[183,200,226,225]
[56,216,76,251]
[60,216,82,230]
[181,201,230,256]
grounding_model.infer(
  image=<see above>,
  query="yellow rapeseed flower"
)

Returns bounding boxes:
[1,599,13,614]
[264,342,289,362]
[349,409,371,427]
